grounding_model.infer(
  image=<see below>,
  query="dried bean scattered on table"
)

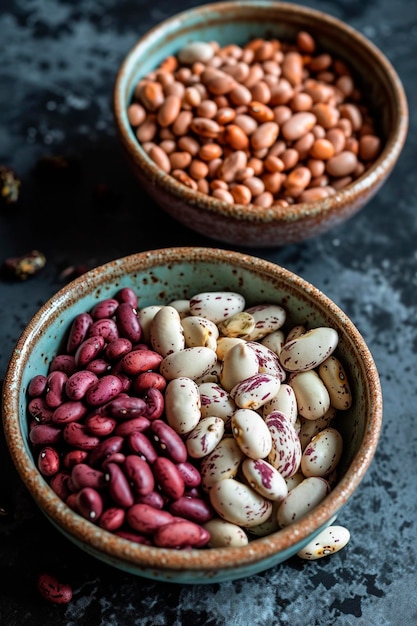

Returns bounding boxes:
[127,33,382,207]
[26,286,352,555]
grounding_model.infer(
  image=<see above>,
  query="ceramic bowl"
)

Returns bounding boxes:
[2,247,382,583]
[113,1,408,247]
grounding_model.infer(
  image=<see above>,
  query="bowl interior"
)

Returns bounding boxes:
[3,247,382,582]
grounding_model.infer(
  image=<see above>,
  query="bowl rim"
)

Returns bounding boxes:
[2,246,383,573]
[113,0,409,225]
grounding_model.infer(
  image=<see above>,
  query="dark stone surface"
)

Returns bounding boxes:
[0,1,416,624]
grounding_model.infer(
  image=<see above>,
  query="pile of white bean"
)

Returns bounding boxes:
[26,288,352,554]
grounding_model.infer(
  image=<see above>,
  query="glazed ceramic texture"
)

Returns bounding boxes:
[113,1,408,247]
[2,247,383,583]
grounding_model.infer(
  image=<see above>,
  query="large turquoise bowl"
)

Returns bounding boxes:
[2,247,382,583]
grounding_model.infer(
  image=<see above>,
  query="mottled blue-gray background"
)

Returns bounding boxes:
[0,1,416,624]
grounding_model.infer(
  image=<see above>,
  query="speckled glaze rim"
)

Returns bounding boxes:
[2,247,383,578]
[113,0,409,226]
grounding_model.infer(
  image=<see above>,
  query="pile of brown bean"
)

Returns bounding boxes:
[127,32,382,207]
[26,287,352,550]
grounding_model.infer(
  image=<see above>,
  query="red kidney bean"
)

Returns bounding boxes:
[71,463,106,490]
[49,471,72,500]
[152,456,185,500]
[66,312,93,354]
[176,461,202,487]
[131,371,167,394]
[101,452,126,468]
[45,371,68,408]
[65,370,98,401]
[127,431,158,463]
[126,503,174,534]
[49,354,77,376]
[115,303,142,343]
[76,487,103,521]
[63,423,100,450]
[84,413,117,436]
[150,420,188,463]
[98,506,125,531]
[106,395,147,419]
[86,358,111,375]
[88,436,124,466]
[114,529,152,545]
[153,520,210,548]
[37,573,73,605]
[90,298,119,320]
[63,449,89,468]
[143,387,164,420]
[88,318,119,343]
[28,374,48,397]
[114,416,150,437]
[105,337,133,361]
[85,374,123,407]
[52,400,88,425]
[74,335,106,368]
[123,455,155,496]
[135,490,166,509]
[113,371,133,393]
[28,397,54,423]
[105,462,134,507]
[29,423,62,446]
[169,496,214,523]
[121,349,163,376]
[65,492,80,512]
[115,287,138,308]
[38,446,60,476]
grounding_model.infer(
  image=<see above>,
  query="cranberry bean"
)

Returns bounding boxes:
[105,462,134,508]
[37,573,73,605]
[123,455,155,496]
[85,374,123,407]
[150,419,188,463]
[74,335,105,368]
[127,503,174,534]
[65,370,98,401]
[153,520,210,548]
[71,463,106,490]
[63,423,100,450]
[38,446,60,476]
[66,312,93,354]
[76,487,103,521]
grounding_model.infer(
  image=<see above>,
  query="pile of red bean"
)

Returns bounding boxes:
[127,32,382,207]
[26,287,351,551]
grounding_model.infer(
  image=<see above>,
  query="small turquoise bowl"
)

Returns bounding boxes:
[2,247,382,583]
[113,1,408,247]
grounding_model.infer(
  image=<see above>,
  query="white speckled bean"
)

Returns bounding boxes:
[301,427,343,477]
[289,370,331,419]
[215,336,245,360]
[137,305,162,343]
[150,305,185,357]
[297,525,350,560]
[247,341,287,381]
[193,360,222,385]
[277,476,331,528]
[259,329,286,355]
[230,373,281,410]
[298,406,337,450]
[200,437,244,492]
[189,291,246,324]
[241,457,288,501]
[209,478,273,527]
[246,500,281,537]
[203,518,249,548]
[181,315,219,350]
[241,304,286,341]
[177,41,215,65]
[266,410,302,478]
[160,346,218,380]
[279,327,339,372]
[217,311,256,338]
[318,355,352,410]
[285,472,305,491]
[231,408,272,459]
[186,416,225,458]
[198,381,236,423]
[220,341,259,392]
[262,383,298,426]
[164,377,201,434]
[167,299,190,318]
